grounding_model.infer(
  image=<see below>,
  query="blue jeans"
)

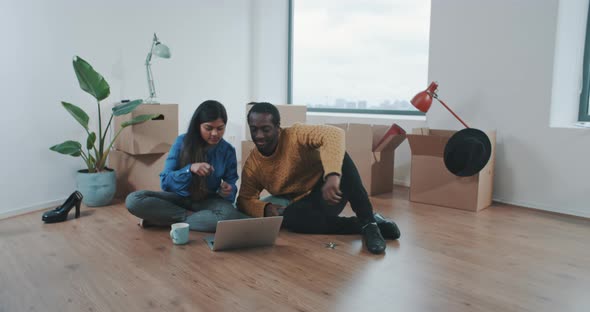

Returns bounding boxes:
[126,190,248,232]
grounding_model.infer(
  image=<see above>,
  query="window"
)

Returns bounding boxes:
[580,4,590,122]
[288,0,431,115]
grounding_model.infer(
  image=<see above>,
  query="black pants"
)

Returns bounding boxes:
[282,152,375,234]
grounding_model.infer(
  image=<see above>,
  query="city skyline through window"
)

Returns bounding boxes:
[292,0,431,113]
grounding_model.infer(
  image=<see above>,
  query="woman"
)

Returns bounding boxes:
[126,100,246,232]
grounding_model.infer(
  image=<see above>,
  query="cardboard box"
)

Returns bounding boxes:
[245,104,307,140]
[108,150,167,198]
[241,140,256,167]
[407,128,496,212]
[114,104,178,155]
[329,123,406,196]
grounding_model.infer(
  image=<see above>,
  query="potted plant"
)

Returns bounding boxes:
[50,56,160,206]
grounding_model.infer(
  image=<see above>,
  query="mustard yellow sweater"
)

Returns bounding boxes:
[237,123,345,217]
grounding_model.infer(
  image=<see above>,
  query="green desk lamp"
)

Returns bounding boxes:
[145,33,171,104]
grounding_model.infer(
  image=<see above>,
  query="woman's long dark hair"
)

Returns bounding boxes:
[180,100,227,198]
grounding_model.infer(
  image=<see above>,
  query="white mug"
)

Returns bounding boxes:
[170,222,189,245]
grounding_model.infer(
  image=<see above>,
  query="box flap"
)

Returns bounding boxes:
[329,123,373,151]
[412,127,429,135]
[373,134,406,152]
[407,133,449,157]
[407,128,458,157]
[373,124,406,152]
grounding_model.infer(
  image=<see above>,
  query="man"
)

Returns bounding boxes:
[237,102,400,254]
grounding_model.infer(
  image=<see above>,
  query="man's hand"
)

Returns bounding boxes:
[190,162,215,176]
[218,181,232,198]
[322,174,342,205]
[264,203,286,217]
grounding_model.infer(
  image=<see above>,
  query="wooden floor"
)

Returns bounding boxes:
[1,187,589,312]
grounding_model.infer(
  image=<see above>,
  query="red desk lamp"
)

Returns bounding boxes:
[410,81,469,128]
[410,81,492,177]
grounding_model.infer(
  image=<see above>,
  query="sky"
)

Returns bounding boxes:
[292,0,431,107]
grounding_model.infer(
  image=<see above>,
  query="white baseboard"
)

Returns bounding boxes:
[394,178,410,187]
[0,198,66,220]
[493,197,590,219]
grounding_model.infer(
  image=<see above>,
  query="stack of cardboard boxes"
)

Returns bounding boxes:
[109,104,179,198]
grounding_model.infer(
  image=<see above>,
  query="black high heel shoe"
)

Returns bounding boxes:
[42,191,83,223]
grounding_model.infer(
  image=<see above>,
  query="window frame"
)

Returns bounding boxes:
[579,4,590,121]
[287,0,425,116]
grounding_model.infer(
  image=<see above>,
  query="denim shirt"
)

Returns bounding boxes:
[160,134,239,203]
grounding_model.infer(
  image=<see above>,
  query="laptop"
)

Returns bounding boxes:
[203,216,283,251]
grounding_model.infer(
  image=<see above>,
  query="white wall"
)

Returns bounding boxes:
[254,0,590,217]
[0,0,252,217]
[428,0,590,217]
[250,0,290,104]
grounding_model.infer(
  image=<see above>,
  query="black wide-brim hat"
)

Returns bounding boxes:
[444,128,492,177]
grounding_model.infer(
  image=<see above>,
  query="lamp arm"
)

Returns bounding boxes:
[434,96,470,128]
[146,62,156,100]
[145,51,152,65]
[145,37,156,65]
[145,38,157,101]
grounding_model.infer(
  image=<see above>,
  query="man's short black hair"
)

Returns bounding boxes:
[247,102,281,127]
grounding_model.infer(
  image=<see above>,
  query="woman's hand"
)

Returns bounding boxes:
[190,162,215,176]
[218,181,233,198]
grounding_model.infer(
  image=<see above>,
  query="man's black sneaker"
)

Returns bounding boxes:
[361,223,386,254]
[374,213,401,240]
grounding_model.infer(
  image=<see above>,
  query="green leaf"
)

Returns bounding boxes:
[50,140,82,156]
[88,154,96,167]
[112,99,143,116]
[87,132,96,150]
[62,102,89,130]
[72,56,110,101]
[121,114,162,127]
